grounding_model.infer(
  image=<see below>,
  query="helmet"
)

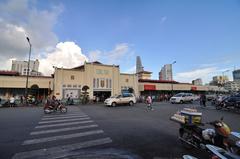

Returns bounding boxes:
[202,129,215,141]
[215,122,231,137]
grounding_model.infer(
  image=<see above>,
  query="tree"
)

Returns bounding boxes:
[81,85,89,104]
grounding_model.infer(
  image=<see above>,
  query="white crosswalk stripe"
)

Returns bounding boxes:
[30,124,98,135]
[43,113,86,118]
[41,115,88,120]
[23,130,104,145]
[12,108,113,159]
[35,120,94,128]
[38,117,90,124]
[12,137,112,159]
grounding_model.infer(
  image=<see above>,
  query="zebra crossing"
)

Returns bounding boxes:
[12,109,113,159]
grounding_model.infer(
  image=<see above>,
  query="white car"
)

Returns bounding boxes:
[170,93,196,104]
[104,93,136,107]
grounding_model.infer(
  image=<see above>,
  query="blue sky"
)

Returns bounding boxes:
[1,0,240,83]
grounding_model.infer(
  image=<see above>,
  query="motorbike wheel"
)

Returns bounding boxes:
[60,107,67,113]
[44,108,52,114]
[179,128,194,150]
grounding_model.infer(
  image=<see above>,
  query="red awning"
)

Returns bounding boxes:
[144,85,156,90]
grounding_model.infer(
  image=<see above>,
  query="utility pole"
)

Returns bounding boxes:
[25,37,32,105]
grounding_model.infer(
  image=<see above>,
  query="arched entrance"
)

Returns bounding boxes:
[30,84,40,98]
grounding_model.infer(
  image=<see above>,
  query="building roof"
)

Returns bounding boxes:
[0,70,19,76]
[0,70,52,78]
[138,79,179,84]
[73,61,120,69]
[137,70,152,74]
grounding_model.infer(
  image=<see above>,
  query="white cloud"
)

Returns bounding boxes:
[88,50,101,62]
[39,42,88,75]
[175,67,218,84]
[88,43,133,65]
[0,0,62,69]
[123,66,136,74]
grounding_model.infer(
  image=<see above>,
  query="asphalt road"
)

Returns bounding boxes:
[0,102,239,159]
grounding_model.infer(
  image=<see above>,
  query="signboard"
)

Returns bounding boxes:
[144,85,156,90]
[63,89,80,99]
[191,86,197,91]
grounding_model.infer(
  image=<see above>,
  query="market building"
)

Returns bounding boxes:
[53,61,138,100]
[0,70,53,99]
[0,61,222,102]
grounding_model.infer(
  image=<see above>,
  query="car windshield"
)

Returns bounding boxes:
[174,94,183,97]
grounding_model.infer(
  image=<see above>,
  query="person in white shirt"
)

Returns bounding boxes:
[9,96,15,107]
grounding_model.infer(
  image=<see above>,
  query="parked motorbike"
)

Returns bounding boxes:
[206,144,240,159]
[178,118,237,154]
[43,100,67,114]
[216,96,240,112]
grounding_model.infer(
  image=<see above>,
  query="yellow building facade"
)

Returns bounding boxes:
[53,62,139,100]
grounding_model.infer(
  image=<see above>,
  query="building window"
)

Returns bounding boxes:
[62,84,66,88]
[71,75,74,80]
[109,79,112,88]
[73,85,77,88]
[100,79,105,88]
[78,85,81,88]
[93,78,96,88]
[126,79,129,82]
[97,78,99,88]
[67,84,72,88]
[106,79,108,88]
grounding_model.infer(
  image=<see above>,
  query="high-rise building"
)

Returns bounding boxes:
[233,69,240,81]
[159,64,172,81]
[136,56,144,73]
[11,59,41,76]
[210,75,229,86]
[224,81,240,92]
[192,78,203,85]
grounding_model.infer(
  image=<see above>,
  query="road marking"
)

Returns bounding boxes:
[30,124,98,135]
[35,120,93,129]
[41,115,88,120]
[38,117,90,124]
[43,113,86,118]
[13,137,112,159]
[23,130,104,145]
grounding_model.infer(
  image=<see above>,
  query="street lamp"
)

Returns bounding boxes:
[25,37,32,104]
[171,61,176,95]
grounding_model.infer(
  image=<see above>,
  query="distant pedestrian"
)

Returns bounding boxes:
[10,96,15,107]
[200,94,206,107]
[146,96,153,110]
[20,96,23,105]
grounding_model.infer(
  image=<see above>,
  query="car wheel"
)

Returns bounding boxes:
[129,101,134,106]
[111,102,116,107]
[180,100,183,104]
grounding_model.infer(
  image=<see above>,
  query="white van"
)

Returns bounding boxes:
[104,93,136,107]
[170,93,196,104]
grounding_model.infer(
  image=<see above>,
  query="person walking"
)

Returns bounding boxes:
[10,96,15,107]
[146,96,153,110]
[200,94,206,107]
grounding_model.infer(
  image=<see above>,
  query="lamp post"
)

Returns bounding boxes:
[25,37,32,104]
[171,61,176,95]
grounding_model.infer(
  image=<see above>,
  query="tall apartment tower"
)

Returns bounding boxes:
[159,64,173,81]
[11,59,41,76]
[136,56,144,73]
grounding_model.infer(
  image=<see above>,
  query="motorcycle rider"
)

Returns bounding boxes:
[51,95,59,110]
